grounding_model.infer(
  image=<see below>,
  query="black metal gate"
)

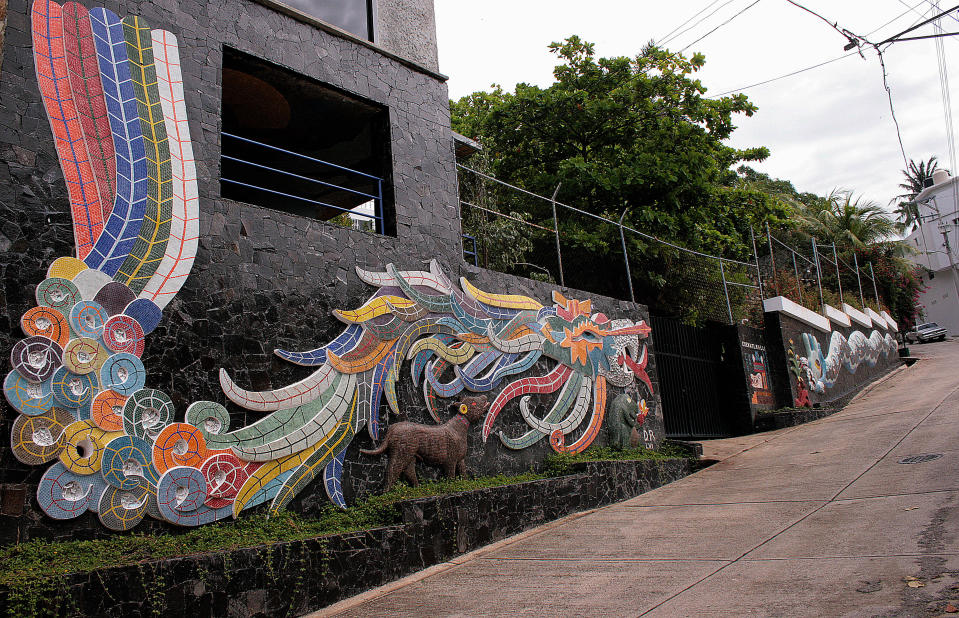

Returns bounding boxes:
[650,316,745,439]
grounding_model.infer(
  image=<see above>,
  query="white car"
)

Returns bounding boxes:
[905,322,948,344]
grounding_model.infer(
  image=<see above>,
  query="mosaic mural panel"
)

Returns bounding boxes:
[787,329,897,407]
[13,1,657,531]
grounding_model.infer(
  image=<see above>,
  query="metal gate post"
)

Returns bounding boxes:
[551,184,565,288]
[750,225,764,301]
[720,259,734,324]
[832,243,843,305]
[792,251,803,305]
[619,206,636,304]
[854,253,865,307]
[869,262,881,307]
[766,222,780,296]
[812,237,824,311]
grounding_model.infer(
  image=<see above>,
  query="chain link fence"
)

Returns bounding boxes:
[457,165,892,325]
[458,165,765,325]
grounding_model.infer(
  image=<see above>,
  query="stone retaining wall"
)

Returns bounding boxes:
[0,458,690,617]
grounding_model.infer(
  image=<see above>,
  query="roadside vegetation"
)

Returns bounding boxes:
[451,36,928,328]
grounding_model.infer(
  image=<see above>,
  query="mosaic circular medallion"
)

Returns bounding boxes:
[10,336,63,383]
[10,407,73,465]
[101,435,153,490]
[3,370,55,416]
[102,315,145,356]
[50,366,98,408]
[62,337,108,374]
[122,388,174,439]
[36,277,81,313]
[91,389,127,432]
[21,306,69,348]
[69,301,108,339]
[99,353,146,395]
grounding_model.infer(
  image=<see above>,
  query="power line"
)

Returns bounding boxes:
[710,52,857,97]
[679,0,764,53]
[776,1,913,166]
[869,0,941,37]
[893,31,959,41]
[876,3,959,44]
[920,0,959,23]
[932,1,959,241]
[895,0,959,46]
[660,0,742,47]
[876,48,910,167]
[708,2,927,98]
[784,0,861,48]
[657,0,725,45]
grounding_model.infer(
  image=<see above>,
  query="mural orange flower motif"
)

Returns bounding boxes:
[554,292,592,320]
[559,322,604,367]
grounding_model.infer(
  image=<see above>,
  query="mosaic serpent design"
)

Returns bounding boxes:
[799,329,897,393]
[9,2,654,531]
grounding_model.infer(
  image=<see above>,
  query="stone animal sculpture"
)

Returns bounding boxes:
[360,395,489,489]
[9,0,656,531]
[606,391,644,449]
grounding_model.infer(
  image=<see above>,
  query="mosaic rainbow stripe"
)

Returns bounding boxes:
[15,4,655,531]
[32,0,105,258]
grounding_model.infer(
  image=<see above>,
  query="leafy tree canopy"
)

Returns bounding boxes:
[451,37,786,259]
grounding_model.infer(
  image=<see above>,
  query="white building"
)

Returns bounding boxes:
[904,169,959,335]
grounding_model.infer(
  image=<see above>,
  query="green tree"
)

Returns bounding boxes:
[793,189,895,248]
[451,37,787,317]
[855,242,925,329]
[893,156,943,231]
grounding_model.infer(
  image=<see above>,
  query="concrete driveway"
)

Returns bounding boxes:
[315,339,959,617]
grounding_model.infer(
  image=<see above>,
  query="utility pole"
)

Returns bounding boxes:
[922,197,959,307]
[938,221,959,304]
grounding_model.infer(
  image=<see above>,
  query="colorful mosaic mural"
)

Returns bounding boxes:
[788,329,897,407]
[6,1,200,530]
[10,257,653,529]
[801,330,897,393]
[11,1,654,531]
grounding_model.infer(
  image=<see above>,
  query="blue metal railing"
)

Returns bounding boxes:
[220,132,385,234]
[462,234,478,266]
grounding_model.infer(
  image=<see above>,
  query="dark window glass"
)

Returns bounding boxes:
[220,47,393,235]
[277,0,373,40]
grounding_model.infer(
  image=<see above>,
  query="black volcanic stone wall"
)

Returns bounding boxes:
[769,312,901,408]
[728,324,777,433]
[0,458,691,617]
[0,0,665,542]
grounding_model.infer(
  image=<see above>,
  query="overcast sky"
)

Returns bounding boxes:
[434,0,959,211]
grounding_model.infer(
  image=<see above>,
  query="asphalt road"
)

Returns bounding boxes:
[314,339,959,617]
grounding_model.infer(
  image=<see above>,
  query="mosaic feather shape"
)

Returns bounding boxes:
[112,16,172,293]
[32,0,105,258]
[84,6,148,275]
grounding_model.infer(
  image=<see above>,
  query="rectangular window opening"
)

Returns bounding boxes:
[274,0,374,41]
[220,47,393,235]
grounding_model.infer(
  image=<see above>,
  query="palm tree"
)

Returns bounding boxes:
[898,156,941,198]
[799,189,895,248]
[892,156,942,231]
[826,192,896,247]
